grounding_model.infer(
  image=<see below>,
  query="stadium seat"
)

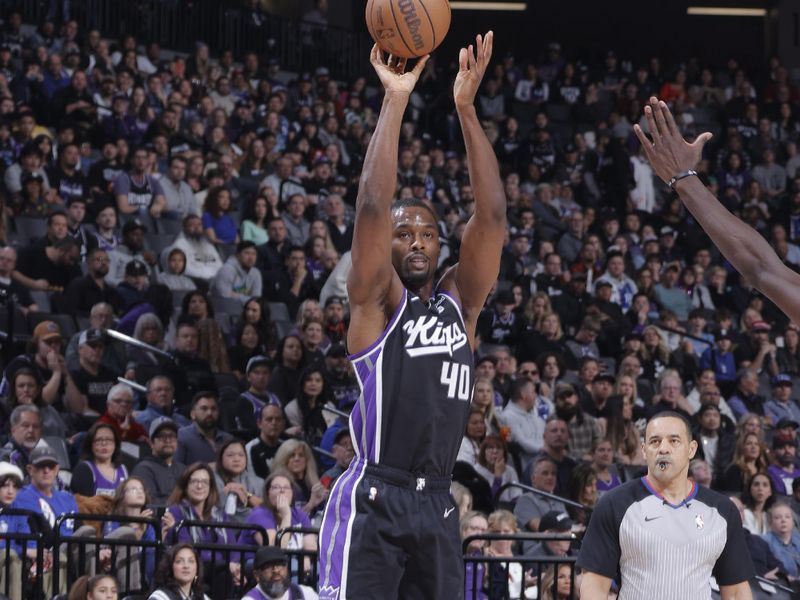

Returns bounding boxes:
[267,302,291,322]
[156,218,183,236]
[274,319,293,339]
[13,216,47,240]
[144,233,175,255]
[210,295,246,316]
[28,290,52,313]
[213,371,242,393]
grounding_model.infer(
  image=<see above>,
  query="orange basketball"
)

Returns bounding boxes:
[365,0,451,59]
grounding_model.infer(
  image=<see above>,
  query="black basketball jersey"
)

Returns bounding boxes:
[348,288,474,476]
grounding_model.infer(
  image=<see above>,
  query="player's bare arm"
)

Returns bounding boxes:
[633,97,800,326]
[440,31,507,348]
[347,46,429,354]
[579,571,612,599]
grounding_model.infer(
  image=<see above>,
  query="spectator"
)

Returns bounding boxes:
[268,334,307,405]
[165,465,241,597]
[243,545,319,600]
[692,403,736,482]
[61,247,124,316]
[13,236,81,293]
[68,328,119,415]
[0,247,37,315]
[763,502,800,579]
[131,416,185,506]
[245,404,288,481]
[767,433,800,495]
[457,407,486,466]
[521,508,574,559]
[157,247,196,292]
[113,146,165,218]
[764,374,800,426]
[70,422,128,497]
[159,156,198,220]
[106,219,155,286]
[174,392,233,465]
[47,141,86,204]
[169,215,224,282]
[97,383,148,443]
[514,455,567,532]
[473,435,520,505]
[728,368,767,421]
[0,405,43,477]
[742,472,776,535]
[211,240,262,300]
[164,320,217,407]
[270,439,326,517]
[212,439,263,522]
[147,543,207,600]
[282,193,310,246]
[201,186,238,246]
[320,427,355,486]
[134,376,189,433]
[240,195,270,245]
[498,379,546,467]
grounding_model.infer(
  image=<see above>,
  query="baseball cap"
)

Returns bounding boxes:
[78,328,106,347]
[245,355,272,374]
[494,290,516,306]
[539,510,573,532]
[29,444,60,467]
[149,416,178,439]
[593,373,616,385]
[751,320,771,332]
[21,171,44,185]
[253,546,288,570]
[125,259,148,277]
[775,418,800,430]
[771,374,793,387]
[659,226,677,237]
[33,321,62,342]
[698,402,721,417]
[122,219,147,235]
[715,330,732,342]
[325,296,345,308]
[773,433,796,449]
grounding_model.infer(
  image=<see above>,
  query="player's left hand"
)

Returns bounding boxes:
[633,97,712,184]
[453,31,493,110]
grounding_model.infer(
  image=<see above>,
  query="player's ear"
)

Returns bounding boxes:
[688,438,698,460]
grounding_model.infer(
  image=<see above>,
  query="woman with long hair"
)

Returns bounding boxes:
[719,431,769,492]
[484,509,527,599]
[539,564,576,600]
[473,435,520,504]
[457,407,487,466]
[640,325,672,380]
[471,377,502,433]
[238,138,270,183]
[537,352,565,398]
[202,186,238,245]
[147,544,209,600]
[309,219,337,255]
[240,297,278,357]
[523,292,552,331]
[240,195,270,245]
[566,462,597,529]
[735,412,765,444]
[68,574,119,600]
[268,335,307,406]
[605,394,643,465]
[271,439,327,517]
[127,313,169,371]
[212,439,263,522]
[284,366,333,446]
[70,422,128,497]
[227,322,265,380]
[741,472,775,535]
[165,464,241,596]
[179,291,230,373]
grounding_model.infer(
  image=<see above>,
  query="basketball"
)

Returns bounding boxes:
[365,0,451,59]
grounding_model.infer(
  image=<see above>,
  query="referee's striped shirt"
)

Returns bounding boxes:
[577,477,754,599]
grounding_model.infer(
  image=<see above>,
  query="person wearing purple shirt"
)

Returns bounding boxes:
[165,463,242,597]
[767,434,800,495]
[240,471,317,577]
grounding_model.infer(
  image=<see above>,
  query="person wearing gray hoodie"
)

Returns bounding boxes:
[156,247,197,292]
[211,240,262,299]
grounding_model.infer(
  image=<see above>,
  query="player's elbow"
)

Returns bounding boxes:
[579,572,612,599]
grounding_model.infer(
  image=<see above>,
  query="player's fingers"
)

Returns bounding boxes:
[475,34,483,66]
[410,54,430,78]
[467,44,477,70]
[652,98,671,139]
[369,43,381,66]
[483,31,494,62]
[459,47,468,71]
[633,124,656,162]
[660,100,680,137]
[643,103,661,144]
[692,131,713,149]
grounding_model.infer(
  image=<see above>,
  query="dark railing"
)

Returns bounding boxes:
[52,512,163,596]
[463,533,578,600]
[14,0,371,82]
[171,518,267,600]
[275,526,319,588]
[0,508,46,600]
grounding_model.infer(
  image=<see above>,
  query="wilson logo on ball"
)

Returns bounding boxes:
[397,0,425,51]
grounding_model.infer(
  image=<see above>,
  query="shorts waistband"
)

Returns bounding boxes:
[364,462,452,492]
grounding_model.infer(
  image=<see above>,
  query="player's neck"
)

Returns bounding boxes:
[406,280,435,303]
[646,474,693,505]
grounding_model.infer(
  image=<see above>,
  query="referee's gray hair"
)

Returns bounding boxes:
[107,383,134,402]
[10,405,40,428]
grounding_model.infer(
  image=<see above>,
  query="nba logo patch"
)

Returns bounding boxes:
[369,487,377,501]
[695,514,704,529]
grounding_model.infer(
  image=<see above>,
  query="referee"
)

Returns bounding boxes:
[577,411,754,599]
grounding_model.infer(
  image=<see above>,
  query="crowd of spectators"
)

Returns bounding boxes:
[0,3,798,599]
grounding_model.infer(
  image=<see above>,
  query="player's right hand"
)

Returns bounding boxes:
[369,44,429,96]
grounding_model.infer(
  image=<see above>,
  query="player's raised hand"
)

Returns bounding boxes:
[369,44,429,96]
[454,31,493,110]
[633,97,713,184]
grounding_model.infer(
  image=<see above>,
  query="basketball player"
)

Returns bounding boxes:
[318,33,506,600]
[578,411,753,599]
